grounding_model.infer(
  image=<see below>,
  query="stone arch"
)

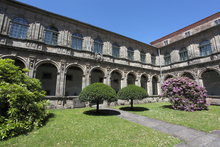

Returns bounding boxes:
[1,55,27,69]
[198,68,220,79]
[90,67,105,84]
[65,65,84,96]
[201,69,220,96]
[110,70,122,92]
[181,72,195,80]
[127,72,136,85]
[35,60,59,73]
[65,64,85,75]
[164,74,174,81]
[140,74,148,91]
[152,75,159,95]
[36,62,58,96]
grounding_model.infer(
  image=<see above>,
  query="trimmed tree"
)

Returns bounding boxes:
[117,85,147,109]
[161,77,208,111]
[0,59,47,140]
[79,83,117,112]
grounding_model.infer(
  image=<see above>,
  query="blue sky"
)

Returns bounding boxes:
[17,0,220,44]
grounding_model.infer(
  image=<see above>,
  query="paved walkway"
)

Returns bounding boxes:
[105,108,220,147]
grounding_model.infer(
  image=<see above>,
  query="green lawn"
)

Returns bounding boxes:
[0,108,180,147]
[116,102,220,132]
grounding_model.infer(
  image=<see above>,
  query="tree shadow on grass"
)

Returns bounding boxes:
[119,107,149,112]
[42,113,55,125]
[161,105,173,109]
[83,109,120,116]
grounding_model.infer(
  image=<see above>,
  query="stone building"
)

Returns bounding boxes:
[0,0,219,108]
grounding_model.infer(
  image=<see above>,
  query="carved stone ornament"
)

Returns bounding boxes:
[95,53,104,62]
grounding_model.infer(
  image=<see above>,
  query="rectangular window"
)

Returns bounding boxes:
[164,55,171,65]
[185,31,191,37]
[164,40,169,45]
[214,19,220,25]
[151,56,156,65]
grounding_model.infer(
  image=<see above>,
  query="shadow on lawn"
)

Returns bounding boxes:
[83,109,120,116]
[161,105,173,109]
[42,113,55,125]
[119,107,149,112]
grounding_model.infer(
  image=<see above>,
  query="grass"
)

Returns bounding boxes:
[0,108,180,147]
[116,102,220,132]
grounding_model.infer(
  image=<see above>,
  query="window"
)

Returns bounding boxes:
[140,51,146,63]
[112,43,120,58]
[9,18,28,39]
[72,33,83,50]
[151,54,156,65]
[199,40,212,56]
[214,19,220,25]
[164,53,171,65]
[44,26,58,45]
[127,47,134,61]
[164,40,169,45]
[185,31,191,37]
[179,47,188,61]
[93,38,103,54]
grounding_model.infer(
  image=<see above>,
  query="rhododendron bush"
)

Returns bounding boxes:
[161,77,208,111]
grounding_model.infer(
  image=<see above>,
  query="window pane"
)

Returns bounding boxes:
[112,44,120,58]
[94,38,103,54]
[199,40,212,56]
[9,18,28,39]
[44,27,58,45]
[127,48,134,60]
[72,33,83,50]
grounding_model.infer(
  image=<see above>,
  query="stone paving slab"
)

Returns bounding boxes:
[104,108,220,147]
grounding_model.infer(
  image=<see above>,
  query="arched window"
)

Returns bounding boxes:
[72,33,83,50]
[199,40,212,56]
[9,18,28,39]
[140,51,146,63]
[127,47,134,61]
[112,43,120,58]
[179,47,188,61]
[151,54,156,65]
[164,53,171,65]
[93,38,103,54]
[44,26,58,45]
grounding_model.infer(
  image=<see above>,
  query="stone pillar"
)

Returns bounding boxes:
[134,50,140,62]
[0,14,10,35]
[55,62,66,96]
[157,81,161,95]
[197,78,204,87]
[121,74,127,88]
[27,23,44,42]
[82,75,87,89]
[120,46,127,59]
[171,49,179,63]
[135,74,141,86]
[58,30,72,47]
[103,41,112,56]
[147,79,152,96]
[28,56,36,78]
[214,35,220,52]
[83,36,94,52]
[145,53,150,64]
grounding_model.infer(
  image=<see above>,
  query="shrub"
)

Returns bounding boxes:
[117,85,147,109]
[161,77,208,111]
[0,59,47,140]
[79,83,117,112]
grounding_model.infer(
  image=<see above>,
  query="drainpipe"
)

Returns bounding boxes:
[158,48,163,88]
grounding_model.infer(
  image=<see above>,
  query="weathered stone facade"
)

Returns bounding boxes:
[0,0,219,108]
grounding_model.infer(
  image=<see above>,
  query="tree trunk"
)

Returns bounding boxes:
[96,100,99,113]
[131,99,133,110]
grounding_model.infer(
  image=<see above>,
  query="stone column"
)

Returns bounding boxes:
[147,79,152,96]
[55,62,66,96]
[83,36,94,52]
[135,74,141,86]
[57,30,72,47]
[28,56,36,78]
[157,81,161,95]
[121,73,127,88]
[27,23,44,42]
[171,49,179,63]
[82,75,87,89]
[134,50,140,62]
[103,41,112,56]
[120,46,127,59]
[0,14,10,35]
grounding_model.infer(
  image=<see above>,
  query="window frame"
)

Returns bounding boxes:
[112,43,120,58]
[179,47,189,61]
[127,47,134,61]
[140,51,146,63]
[9,18,29,39]
[199,40,212,57]
[72,33,83,50]
[164,53,171,65]
[93,38,103,54]
[44,26,59,45]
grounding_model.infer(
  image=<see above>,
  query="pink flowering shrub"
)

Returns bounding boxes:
[161,77,208,111]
